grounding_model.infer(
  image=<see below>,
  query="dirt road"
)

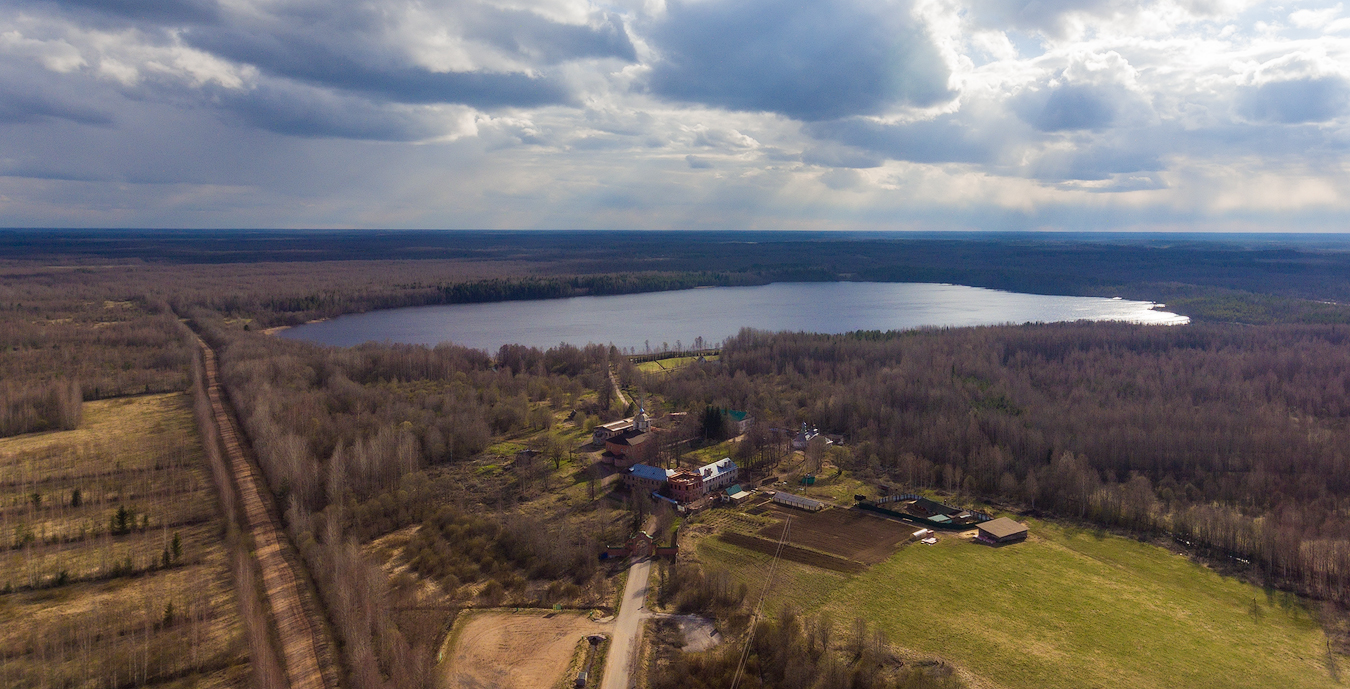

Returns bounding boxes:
[198,339,333,689]
[602,557,654,689]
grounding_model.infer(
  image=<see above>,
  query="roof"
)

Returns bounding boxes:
[911,497,958,517]
[598,417,635,432]
[978,517,1028,539]
[726,410,750,421]
[773,492,825,509]
[698,458,738,480]
[607,429,652,447]
[725,484,743,496]
[629,464,671,482]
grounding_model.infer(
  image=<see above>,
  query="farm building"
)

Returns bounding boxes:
[977,517,1029,544]
[725,485,753,505]
[859,494,992,529]
[773,491,826,512]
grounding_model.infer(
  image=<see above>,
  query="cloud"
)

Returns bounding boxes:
[686,154,713,168]
[1238,77,1350,123]
[806,115,998,164]
[646,0,953,121]
[1013,84,1121,130]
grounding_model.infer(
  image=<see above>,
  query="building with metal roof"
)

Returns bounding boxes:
[977,517,1028,544]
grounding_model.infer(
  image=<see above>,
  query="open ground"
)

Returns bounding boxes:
[755,505,915,564]
[700,515,1342,689]
[441,610,611,689]
[0,393,248,688]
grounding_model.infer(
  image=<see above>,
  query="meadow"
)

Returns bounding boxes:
[699,516,1340,689]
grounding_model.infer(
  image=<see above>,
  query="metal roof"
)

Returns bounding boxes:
[629,464,671,482]
[978,517,1028,539]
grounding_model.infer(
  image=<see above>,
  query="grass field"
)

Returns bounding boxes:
[0,393,248,688]
[700,517,1341,689]
[635,355,717,374]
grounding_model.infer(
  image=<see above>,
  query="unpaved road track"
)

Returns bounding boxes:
[198,339,332,689]
[602,557,654,689]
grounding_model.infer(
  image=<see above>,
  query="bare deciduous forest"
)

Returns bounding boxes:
[5,231,1350,688]
[642,324,1350,603]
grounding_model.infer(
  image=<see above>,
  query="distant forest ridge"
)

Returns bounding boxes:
[5,230,1350,325]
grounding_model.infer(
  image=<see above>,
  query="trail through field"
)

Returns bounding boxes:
[198,339,333,689]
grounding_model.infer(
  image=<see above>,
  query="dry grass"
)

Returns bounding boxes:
[0,393,248,688]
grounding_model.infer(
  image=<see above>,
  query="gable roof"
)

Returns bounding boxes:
[978,517,1028,539]
[698,458,738,480]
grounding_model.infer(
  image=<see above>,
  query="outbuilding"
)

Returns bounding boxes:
[977,517,1028,544]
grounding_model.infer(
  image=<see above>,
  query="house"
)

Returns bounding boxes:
[697,458,739,494]
[725,485,753,505]
[977,517,1028,544]
[726,410,753,435]
[667,470,705,502]
[791,423,832,451]
[623,463,672,494]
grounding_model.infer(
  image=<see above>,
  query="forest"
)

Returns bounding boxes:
[5,231,1350,688]
[639,323,1350,603]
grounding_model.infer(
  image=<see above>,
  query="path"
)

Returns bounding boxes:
[601,557,654,689]
[608,364,629,408]
[197,337,333,689]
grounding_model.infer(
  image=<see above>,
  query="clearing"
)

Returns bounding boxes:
[700,517,1343,689]
[755,505,914,564]
[0,392,248,688]
[442,610,610,689]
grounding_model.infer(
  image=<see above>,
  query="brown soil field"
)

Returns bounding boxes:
[442,610,611,689]
[717,532,865,573]
[755,506,915,565]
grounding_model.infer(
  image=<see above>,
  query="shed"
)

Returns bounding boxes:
[773,492,825,512]
[977,517,1028,544]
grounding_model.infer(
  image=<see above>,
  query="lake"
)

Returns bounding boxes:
[277,282,1188,352]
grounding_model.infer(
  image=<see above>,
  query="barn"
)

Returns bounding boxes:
[977,517,1028,544]
[772,491,826,512]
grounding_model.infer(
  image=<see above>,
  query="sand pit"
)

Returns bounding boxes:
[443,611,610,689]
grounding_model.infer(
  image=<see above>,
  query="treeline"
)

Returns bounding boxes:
[0,379,81,437]
[0,297,192,439]
[647,323,1350,602]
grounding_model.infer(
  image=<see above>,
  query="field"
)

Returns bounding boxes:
[701,518,1342,689]
[0,393,248,688]
[440,610,610,689]
[754,505,915,564]
[635,355,717,374]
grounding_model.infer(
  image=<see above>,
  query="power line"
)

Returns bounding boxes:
[730,515,790,689]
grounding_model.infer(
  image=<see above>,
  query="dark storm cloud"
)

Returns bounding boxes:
[0,88,111,125]
[184,21,580,108]
[1238,77,1350,124]
[1013,84,1120,131]
[36,0,220,25]
[214,81,444,140]
[806,116,996,164]
[646,0,953,121]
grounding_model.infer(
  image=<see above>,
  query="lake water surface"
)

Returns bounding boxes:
[278,282,1188,352]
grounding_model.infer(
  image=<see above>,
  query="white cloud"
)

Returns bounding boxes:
[0,0,1347,229]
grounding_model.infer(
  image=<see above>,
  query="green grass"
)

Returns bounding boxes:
[701,518,1341,689]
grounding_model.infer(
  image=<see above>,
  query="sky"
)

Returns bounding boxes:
[0,0,1348,230]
